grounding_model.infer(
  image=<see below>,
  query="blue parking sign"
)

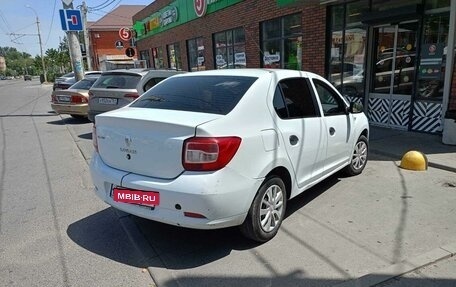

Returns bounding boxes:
[59,9,83,31]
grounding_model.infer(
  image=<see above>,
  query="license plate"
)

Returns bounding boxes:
[98,98,118,105]
[57,96,71,102]
[112,187,160,207]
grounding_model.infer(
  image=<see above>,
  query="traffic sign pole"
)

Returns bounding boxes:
[62,0,84,81]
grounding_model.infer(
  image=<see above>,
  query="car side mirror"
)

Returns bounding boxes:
[349,102,364,114]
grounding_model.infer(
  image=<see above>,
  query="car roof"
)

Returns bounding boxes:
[170,68,321,79]
[101,68,149,76]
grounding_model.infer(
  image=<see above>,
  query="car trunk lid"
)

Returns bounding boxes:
[95,108,221,179]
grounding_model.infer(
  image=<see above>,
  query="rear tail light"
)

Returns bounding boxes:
[182,137,241,171]
[124,93,139,100]
[92,124,98,152]
[51,95,57,103]
[71,95,88,103]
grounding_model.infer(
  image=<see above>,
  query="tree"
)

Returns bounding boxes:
[0,46,33,76]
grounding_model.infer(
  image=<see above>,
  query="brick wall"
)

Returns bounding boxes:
[133,0,326,75]
[90,30,137,70]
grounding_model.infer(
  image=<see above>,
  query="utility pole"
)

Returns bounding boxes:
[62,0,84,81]
[25,5,47,83]
[81,1,93,71]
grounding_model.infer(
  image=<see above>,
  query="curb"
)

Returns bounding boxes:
[333,243,456,287]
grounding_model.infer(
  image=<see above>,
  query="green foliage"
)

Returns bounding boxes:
[1,37,71,79]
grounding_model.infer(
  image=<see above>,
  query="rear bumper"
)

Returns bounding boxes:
[89,152,262,229]
[51,103,88,116]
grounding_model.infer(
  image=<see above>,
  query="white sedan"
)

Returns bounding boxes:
[90,69,369,242]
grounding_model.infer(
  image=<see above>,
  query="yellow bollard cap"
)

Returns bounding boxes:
[400,150,428,171]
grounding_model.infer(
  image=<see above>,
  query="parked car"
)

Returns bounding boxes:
[24,75,32,81]
[51,75,100,118]
[90,69,369,242]
[53,71,102,91]
[87,69,185,122]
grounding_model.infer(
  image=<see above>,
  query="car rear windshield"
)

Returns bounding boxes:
[131,75,258,115]
[69,78,98,90]
[92,74,141,89]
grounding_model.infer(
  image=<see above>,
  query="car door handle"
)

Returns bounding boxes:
[329,127,336,136]
[289,135,299,145]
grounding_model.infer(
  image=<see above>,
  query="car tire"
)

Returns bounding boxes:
[240,176,287,243]
[344,135,368,176]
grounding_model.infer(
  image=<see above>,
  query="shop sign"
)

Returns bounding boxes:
[161,6,178,27]
[194,0,222,17]
[419,43,444,80]
[134,0,243,40]
[216,55,226,66]
[234,52,246,65]
[197,56,205,65]
[263,52,280,64]
[146,17,160,32]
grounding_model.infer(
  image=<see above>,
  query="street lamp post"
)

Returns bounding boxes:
[25,5,47,83]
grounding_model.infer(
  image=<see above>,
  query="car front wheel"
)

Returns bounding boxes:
[344,135,368,176]
[240,176,287,242]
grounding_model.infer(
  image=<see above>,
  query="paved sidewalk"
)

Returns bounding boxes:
[333,126,456,287]
[369,126,456,173]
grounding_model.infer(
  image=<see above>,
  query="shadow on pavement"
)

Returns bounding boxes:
[133,173,340,271]
[132,217,259,269]
[67,208,149,268]
[48,116,91,126]
[78,132,92,140]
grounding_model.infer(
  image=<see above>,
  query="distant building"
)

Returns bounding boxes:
[88,5,146,71]
[0,56,6,72]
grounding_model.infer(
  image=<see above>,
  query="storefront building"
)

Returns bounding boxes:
[132,0,456,138]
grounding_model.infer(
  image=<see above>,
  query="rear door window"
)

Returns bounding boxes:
[273,78,319,119]
[92,74,141,89]
[132,76,257,115]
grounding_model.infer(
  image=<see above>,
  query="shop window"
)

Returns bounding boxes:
[139,49,151,68]
[417,13,450,100]
[213,28,246,69]
[187,37,205,72]
[152,47,164,69]
[168,43,182,70]
[328,2,367,99]
[261,13,302,70]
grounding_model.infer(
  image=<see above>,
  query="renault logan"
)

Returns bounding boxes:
[90,69,369,242]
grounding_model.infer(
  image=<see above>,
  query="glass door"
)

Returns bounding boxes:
[368,21,418,129]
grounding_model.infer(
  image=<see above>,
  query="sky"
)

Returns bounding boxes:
[0,0,152,57]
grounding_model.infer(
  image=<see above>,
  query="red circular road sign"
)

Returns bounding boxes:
[119,27,132,41]
[194,0,207,17]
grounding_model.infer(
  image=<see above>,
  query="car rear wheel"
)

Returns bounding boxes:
[344,135,368,176]
[240,176,287,242]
